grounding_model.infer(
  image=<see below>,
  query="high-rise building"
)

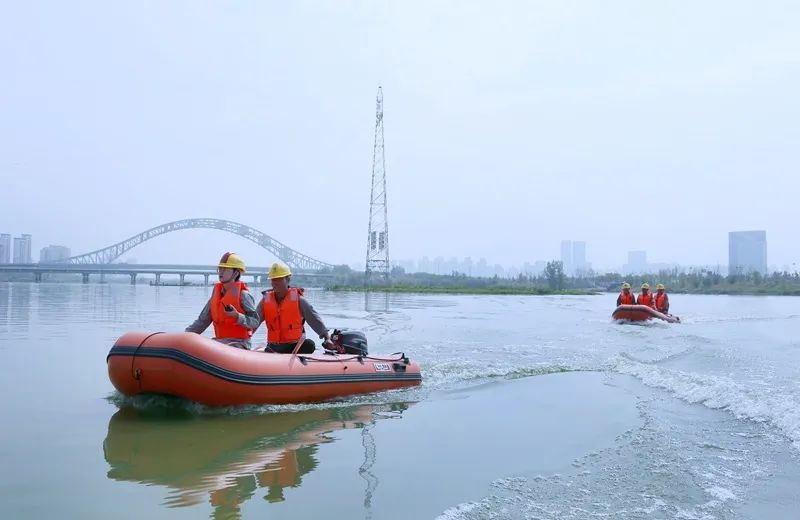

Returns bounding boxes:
[560,240,573,274]
[40,245,71,263]
[728,230,767,275]
[560,240,588,275]
[13,234,32,264]
[624,250,647,274]
[572,241,587,274]
[476,257,489,277]
[0,234,10,264]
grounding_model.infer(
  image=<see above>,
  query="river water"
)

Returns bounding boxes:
[1,282,799,519]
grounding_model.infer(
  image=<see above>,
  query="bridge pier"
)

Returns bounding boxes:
[130,273,137,285]
[34,272,42,283]
[100,272,105,283]
[179,273,185,286]
[155,273,162,285]
[204,274,209,286]
[82,273,90,284]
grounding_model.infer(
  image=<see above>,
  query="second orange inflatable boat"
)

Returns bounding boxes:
[612,304,680,323]
[107,332,422,406]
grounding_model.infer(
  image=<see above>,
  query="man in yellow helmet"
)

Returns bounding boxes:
[617,282,635,306]
[636,283,655,308]
[654,283,670,314]
[254,261,335,354]
[186,252,260,349]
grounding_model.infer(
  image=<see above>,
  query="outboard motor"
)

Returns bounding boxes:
[331,329,368,355]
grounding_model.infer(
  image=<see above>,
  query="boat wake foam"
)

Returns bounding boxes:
[614,355,800,452]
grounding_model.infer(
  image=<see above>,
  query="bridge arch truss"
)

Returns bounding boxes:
[65,218,334,270]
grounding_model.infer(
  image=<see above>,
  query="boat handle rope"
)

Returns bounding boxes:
[130,331,165,384]
[302,352,408,364]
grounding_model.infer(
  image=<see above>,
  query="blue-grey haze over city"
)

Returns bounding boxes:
[2,1,798,273]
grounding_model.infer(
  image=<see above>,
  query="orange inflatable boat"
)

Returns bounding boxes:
[107,332,422,406]
[612,304,680,323]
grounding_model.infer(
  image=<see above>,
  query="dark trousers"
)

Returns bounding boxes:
[267,338,316,354]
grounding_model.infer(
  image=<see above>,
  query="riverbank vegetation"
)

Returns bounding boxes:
[5,262,799,296]
[320,263,800,296]
[593,269,800,296]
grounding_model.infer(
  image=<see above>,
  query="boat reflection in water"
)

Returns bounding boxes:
[103,402,410,518]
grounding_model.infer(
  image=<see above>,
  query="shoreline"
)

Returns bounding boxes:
[327,285,599,295]
[3,278,800,296]
[662,288,800,296]
[329,284,800,296]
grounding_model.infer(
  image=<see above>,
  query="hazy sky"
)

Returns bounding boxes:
[2,1,799,270]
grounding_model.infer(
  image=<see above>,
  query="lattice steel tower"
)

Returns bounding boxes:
[365,86,390,282]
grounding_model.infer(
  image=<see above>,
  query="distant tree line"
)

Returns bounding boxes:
[318,263,800,295]
[595,268,800,295]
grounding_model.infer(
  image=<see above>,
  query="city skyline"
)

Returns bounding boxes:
[2,227,795,276]
[6,220,793,271]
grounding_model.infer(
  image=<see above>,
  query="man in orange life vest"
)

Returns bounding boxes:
[616,282,635,306]
[654,283,670,314]
[185,252,260,349]
[254,262,335,354]
[636,283,655,308]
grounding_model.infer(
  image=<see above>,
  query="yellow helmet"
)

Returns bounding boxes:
[656,283,665,290]
[217,252,246,272]
[641,283,650,289]
[621,282,631,289]
[268,262,292,279]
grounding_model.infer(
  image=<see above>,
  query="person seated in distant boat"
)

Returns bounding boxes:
[254,262,336,354]
[185,252,260,349]
[616,282,636,305]
[654,283,670,314]
[636,283,655,308]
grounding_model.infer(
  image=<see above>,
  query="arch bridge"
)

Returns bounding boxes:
[64,218,334,271]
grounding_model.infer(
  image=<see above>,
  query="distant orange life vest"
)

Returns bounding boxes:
[655,292,668,312]
[637,292,654,308]
[210,281,252,340]
[619,292,635,305]
[263,287,305,344]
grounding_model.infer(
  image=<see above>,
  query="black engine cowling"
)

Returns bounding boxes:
[331,329,368,355]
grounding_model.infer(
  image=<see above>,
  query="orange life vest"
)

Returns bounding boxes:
[263,287,305,344]
[637,292,654,308]
[619,292,635,305]
[655,292,668,312]
[209,281,252,340]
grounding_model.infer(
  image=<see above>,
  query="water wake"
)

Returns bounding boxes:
[614,356,800,451]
